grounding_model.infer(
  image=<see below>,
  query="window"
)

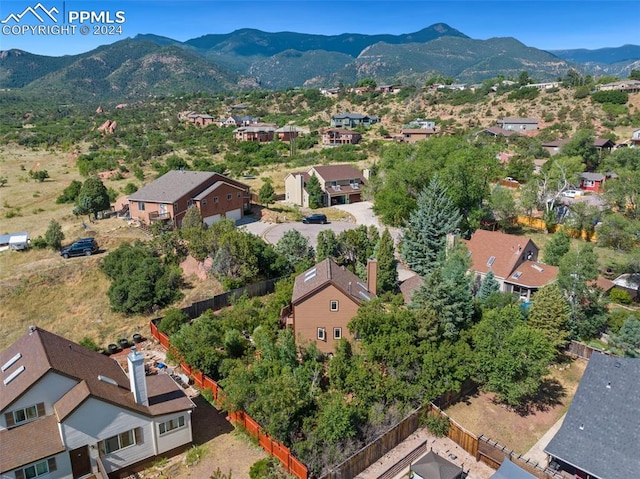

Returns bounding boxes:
[137,201,145,211]
[159,416,185,435]
[15,458,56,479]
[333,328,342,340]
[214,197,219,203]
[237,192,241,198]
[202,199,207,206]
[317,327,326,341]
[227,193,232,200]
[6,403,44,427]
[102,429,138,454]
[330,300,339,312]
[187,199,193,207]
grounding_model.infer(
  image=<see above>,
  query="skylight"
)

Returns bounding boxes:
[358,291,371,301]
[487,256,496,267]
[3,365,25,385]
[1,353,21,372]
[512,271,523,279]
[304,268,317,282]
[531,264,544,272]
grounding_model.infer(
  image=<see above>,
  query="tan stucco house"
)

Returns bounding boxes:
[284,164,366,208]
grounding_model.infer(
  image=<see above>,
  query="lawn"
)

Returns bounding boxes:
[444,357,587,454]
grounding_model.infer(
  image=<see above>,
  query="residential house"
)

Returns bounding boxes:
[288,258,376,354]
[525,82,560,91]
[127,170,250,227]
[496,117,539,131]
[321,128,362,146]
[185,113,215,127]
[464,230,558,301]
[611,273,640,300]
[218,115,260,128]
[330,113,379,128]
[319,87,341,97]
[579,172,617,192]
[545,353,640,479]
[275,125,305,142]
[0,327,194,479]
[284,164,366,207]
[408,119,436,129]
[542,138,615,156]
[399,274,424,304]
[631,128,640,147]
[375,85,402,94]
[475,126,522,138]
[596,80,640,93]
[233,124,277,142]
[436,83,467,91]
[398,128,437,144]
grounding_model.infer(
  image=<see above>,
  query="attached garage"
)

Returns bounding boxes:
[203,214,221,226]
[225,208,242,222]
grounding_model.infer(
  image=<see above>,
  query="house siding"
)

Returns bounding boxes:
[293,284,360,354]
[195,183,246,222]
[155,412,193,454]
[0,372,77,430]
[284,174,305,207]
[60,398,155,474]
[1,451,72,479]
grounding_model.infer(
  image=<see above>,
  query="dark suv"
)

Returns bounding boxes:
[302,214,328,224]
[60,238,99,258]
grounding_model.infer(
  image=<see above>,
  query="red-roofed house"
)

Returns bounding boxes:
[0,327,193,479]
[579,172,617,192]
[284,164,366,207]
[464,230,558,301]
[288,258,376,354]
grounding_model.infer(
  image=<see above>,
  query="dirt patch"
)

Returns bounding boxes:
[444,358,587,454]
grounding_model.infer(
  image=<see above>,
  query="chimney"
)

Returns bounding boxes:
[127,346,148,406]
[367,258,378,294]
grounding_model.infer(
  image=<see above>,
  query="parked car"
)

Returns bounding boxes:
[562,189,583,198]
[302,213,328,224]
[60,238,99,258]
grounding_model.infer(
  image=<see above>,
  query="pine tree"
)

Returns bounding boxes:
[258,179,275,207]
[542,230,571,266]
[476,270,499,300]
[44,220,64,250]
[401,176,462,276]
[306,173,324,209]
[316,230,339,262]
[374,228,398,293]
[527,283,570,351]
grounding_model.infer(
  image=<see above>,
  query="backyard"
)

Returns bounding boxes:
[444,357,587,455]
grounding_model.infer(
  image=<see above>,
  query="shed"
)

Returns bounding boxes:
[489,458,536,479]
[410,450,463,479]
[0,232,29,251]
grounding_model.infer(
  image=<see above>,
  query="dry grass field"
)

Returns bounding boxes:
[444,358,587,454]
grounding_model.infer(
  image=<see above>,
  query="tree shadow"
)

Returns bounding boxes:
[513,378,567,417]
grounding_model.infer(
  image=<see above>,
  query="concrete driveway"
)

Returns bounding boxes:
[333,201,381,229]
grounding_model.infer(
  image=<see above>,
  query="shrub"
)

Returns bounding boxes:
[184,445,205,466]
[79,337,101,351]
[609,288,634,305]
[423,413,450,437]
[158,308,190,336]
[31,236,48,249]
[123,182,138,195]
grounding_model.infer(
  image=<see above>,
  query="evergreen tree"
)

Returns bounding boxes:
[401,176,462,276]
[476,270,499,300]
[74,177,110,220]
[542,230,571,266]
[258,179,275,207]
[527,284,570,351]
[181,205,203,230]
[275,229,315,274]
[411,244,473,340]
[374,228,398,293]
[44,220,64,250]
[306,173,324,209]
[316,230,339,262]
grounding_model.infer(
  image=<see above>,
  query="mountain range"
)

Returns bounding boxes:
[1,23,639,101]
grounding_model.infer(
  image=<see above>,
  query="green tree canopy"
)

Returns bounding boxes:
[527,283,570,351]
[44,220,64,250]
[374,228,398,293]
[258,179,275,207]
[542,230,571,266]
[306,173,324,209]
[74,177,111,219]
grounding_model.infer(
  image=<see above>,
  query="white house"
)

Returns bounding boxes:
[0,327,194,479]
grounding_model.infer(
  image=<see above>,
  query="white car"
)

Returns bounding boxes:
[562,189,583,198]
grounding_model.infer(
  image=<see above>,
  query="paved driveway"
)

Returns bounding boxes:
[333,201,381,228]
[242,218,359,248]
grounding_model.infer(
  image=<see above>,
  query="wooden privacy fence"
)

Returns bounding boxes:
[477,436,564,479]
[516,215,598,241]
[428,404,479,459]
[566,339,613,360]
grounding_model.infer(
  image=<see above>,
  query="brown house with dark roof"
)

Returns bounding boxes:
[464,230,558,301]
[127,170,250,227]
[289,259,376,354]
[321,128,362,146]
[0,327,193,479]
[398,128,437,143]
[284,164,366,207]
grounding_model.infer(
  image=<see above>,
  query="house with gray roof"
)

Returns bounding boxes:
[330,112,379,128]
[0,327,194,479]
[544,353,640,479]
[288,258,376,354]
[127,170,250,227]
[496,117,539,131]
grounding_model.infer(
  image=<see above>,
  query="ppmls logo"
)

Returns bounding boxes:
[2,2,125,37]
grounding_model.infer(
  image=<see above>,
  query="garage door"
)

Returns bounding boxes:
[226,208,242,221]
[203,214,221,226]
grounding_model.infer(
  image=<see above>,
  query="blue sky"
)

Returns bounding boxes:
[1,0,638,57]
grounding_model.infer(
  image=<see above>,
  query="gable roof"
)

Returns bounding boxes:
[0,327,192,417]
[310,164,365,183]
[465,230,535,279]
[489,458,536,479]
[400,274,424,304]
[332,112,366,120]
[292,258,374,306]
[544,354,640,479]
[477,126,521,137]
[0,415,65,473]
[497,117,538,124]
[193,180,245,201]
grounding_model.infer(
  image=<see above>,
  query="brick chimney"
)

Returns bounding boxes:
[367,258,378,294]
[127,346,148,406]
